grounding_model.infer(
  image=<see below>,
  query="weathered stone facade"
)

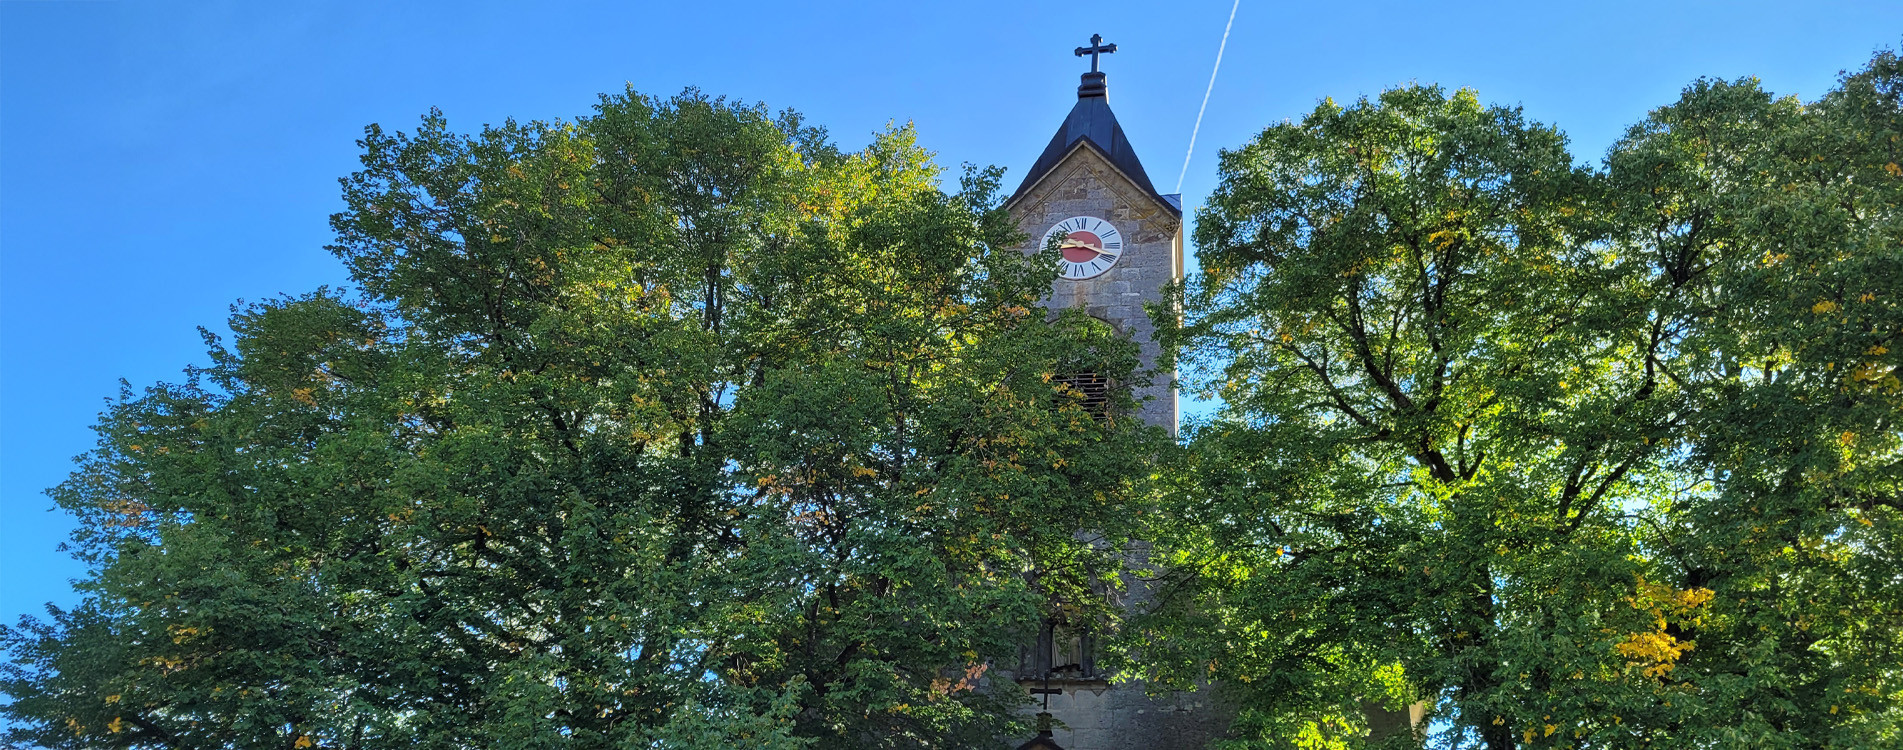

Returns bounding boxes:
[998,71,1232,749]
[1009,142,1182,434]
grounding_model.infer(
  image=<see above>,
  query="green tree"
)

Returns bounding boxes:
[2,89,1161,750]
[1602,54,1903,746]
[1138,52,1900,749]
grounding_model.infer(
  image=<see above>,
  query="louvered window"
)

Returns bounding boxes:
[1052,372,1112,415]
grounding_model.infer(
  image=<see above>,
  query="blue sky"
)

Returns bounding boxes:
[3,0,1898,630]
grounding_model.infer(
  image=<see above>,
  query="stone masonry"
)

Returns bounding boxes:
[999,115,1230,750]
[1010,142,1182,434]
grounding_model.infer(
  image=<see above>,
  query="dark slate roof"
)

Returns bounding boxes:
[1006,73,1179,217]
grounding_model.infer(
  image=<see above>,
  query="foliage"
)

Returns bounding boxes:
[2,89,1162,749]
[10,46,1900,750]
[1606,52,1903,746]
[1140,52,1901,749]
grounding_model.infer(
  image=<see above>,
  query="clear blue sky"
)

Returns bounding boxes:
[3,0,1898,630]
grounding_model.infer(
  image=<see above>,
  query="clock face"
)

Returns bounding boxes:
[1043,216,1123,280]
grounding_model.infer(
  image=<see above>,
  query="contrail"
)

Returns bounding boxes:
[1175,0,1241,195]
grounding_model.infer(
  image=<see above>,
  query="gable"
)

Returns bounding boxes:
[1007,141,1182,231]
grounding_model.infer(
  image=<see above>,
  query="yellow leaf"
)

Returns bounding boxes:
[1813,300,1840,315]
[296,736,314,748]
[1545,724,1558,736]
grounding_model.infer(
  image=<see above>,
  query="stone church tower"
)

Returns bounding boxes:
[999,37,1224,750]
[1006,35,1183,437]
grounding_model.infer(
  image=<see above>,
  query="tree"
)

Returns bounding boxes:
[1603,53,1903,746]
[2,89,1163,750]
[1138,52,1900,749]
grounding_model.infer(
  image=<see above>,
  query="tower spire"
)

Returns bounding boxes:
[1007,33,1172,212]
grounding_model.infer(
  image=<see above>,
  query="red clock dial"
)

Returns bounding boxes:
[1060,231,1104,263]
[1042,216,1123,280]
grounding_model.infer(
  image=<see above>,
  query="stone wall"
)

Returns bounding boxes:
[1009,143,1180,435]
[1002,143,1232,750]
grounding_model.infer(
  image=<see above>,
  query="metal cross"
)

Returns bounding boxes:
[1074,34,1117,73]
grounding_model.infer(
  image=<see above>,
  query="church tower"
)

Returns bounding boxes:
[1006,34,1183,435]
[1002,36,1223,750]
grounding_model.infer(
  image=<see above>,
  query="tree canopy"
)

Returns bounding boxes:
[1136,51,1901,748]
[2,89,1161,749]
[8,51,1903,750]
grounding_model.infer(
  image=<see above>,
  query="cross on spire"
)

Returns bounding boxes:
[1074,34,1117,73]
